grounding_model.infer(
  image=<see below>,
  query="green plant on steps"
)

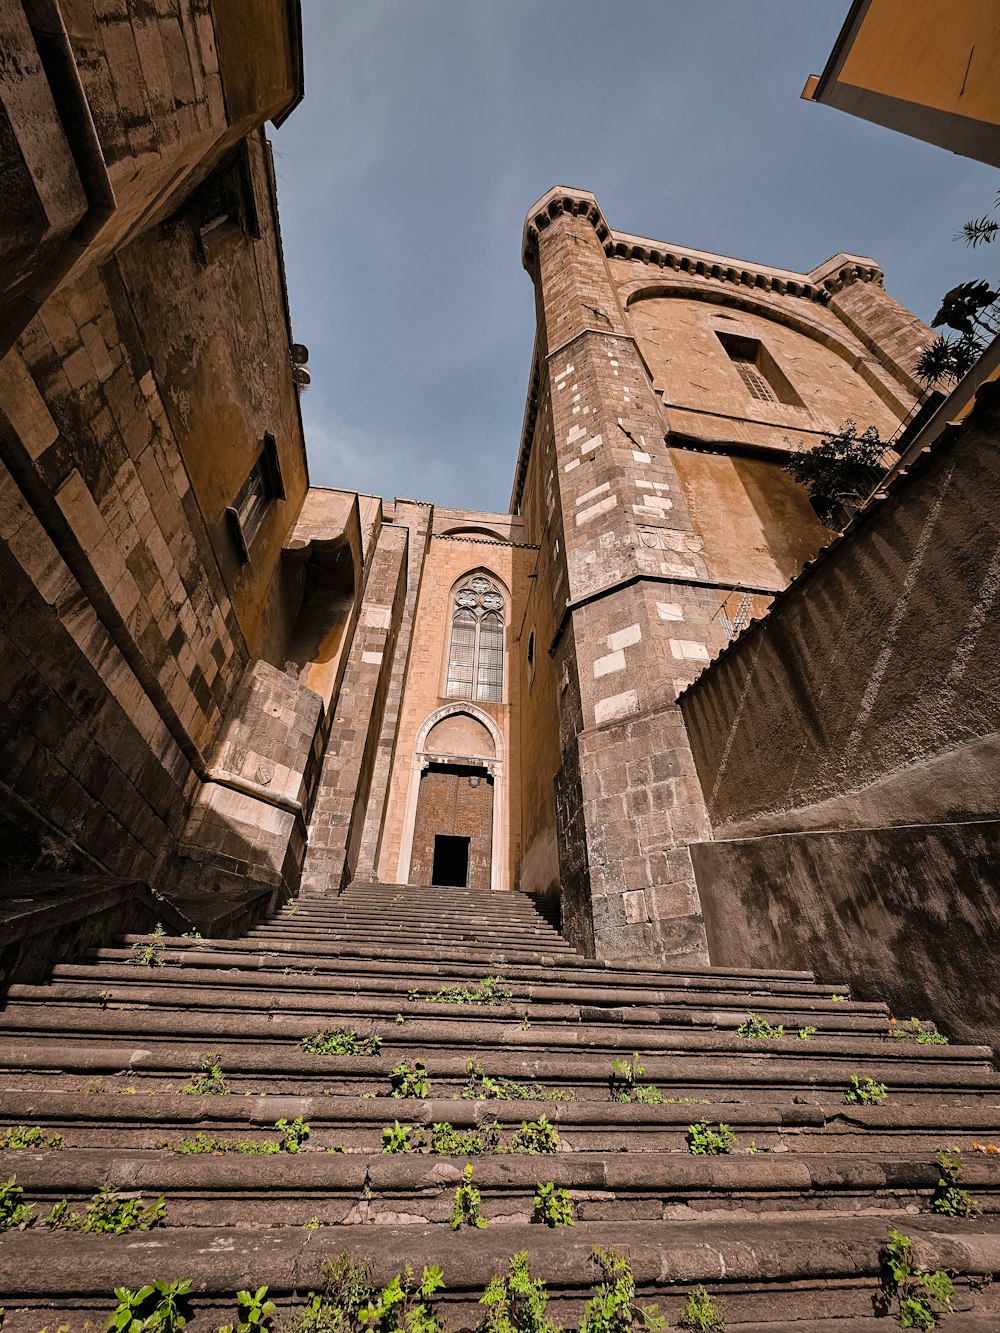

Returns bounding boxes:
[609,1054,662,1104]
[888,1017,949,1045]
[678,1286,726,1331]
[44,1185,166,1234]
[463,1056,568,1102]
[579,1247,667,1333]
[276,1115,310,1153]
[0,1176,33,1231]
[183,1051,229,1096]
[432,1121,503,1155]
[844,1074,889,1105]
[215,1286,278,1332]
[128,923,168,968]
[735,1013,785,1040]
[300,1028,383,1056]
[382,1120,422,1154]
[408,976,513,1006]
[533,1181,574,1227]
[0,1125,65,1150]
[686,1120,738,1155]
[451,1163,488,1229]
[161,1117,309,1156]
[508,1116,559,1154]
[881,1226,954,1330]
[479,1250,561,1333]
[106,1278,194,1331]
[390,1059,431,1098]
[931,1147,978,1218]
[797,1026,817,1041]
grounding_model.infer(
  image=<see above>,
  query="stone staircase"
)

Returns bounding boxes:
[1,882,999,1328]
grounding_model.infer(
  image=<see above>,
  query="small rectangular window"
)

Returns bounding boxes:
[716,331,801,406]
[226,434,284,563]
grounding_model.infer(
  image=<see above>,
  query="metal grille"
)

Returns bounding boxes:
[445,609,476,698]
[733,358,776,403]
[476,612,504,702]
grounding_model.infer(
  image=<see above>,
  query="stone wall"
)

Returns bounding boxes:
[679,387,1000,839]
[680,385,1000,1045]
[0,2,309,912]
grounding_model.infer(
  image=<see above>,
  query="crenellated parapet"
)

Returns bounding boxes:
[522,187,883,304]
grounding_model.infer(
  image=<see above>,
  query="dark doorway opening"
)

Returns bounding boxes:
[432,834,470,888]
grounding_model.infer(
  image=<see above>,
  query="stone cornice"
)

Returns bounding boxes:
[522,187,883,300]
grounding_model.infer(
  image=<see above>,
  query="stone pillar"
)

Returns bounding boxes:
[352,500,434,882]
[300,521,408,895]
[523,189,714,965]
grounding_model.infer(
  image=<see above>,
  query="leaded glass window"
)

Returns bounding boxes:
[445,577,506,702]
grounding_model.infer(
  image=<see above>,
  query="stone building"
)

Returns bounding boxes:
[0,0,972,965]
[4,0,1000,1323]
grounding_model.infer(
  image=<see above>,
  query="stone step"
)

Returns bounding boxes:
[97,935,833,988]
[2,1087,999,1153]
[3,1043,996,1111]
[1,1216,998,1329]
[16,971,899,1033]
[0,990,982,1060]
[5,1146,1000,1227]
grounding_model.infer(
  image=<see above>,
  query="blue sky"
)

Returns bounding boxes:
[273,1,998,512]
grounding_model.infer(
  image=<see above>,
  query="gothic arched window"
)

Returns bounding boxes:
[446,575,506,702]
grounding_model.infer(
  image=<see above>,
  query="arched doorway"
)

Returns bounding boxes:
[397,706,504,891]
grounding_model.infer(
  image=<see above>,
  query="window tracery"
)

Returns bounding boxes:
[445,575,506,702]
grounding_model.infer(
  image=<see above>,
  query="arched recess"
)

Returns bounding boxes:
[396,703,506,892]
[621,281,913,415]
[440,525,507,541]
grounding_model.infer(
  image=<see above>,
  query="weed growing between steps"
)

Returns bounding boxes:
[43,1185,166,1234]
[931,1148,979,1218]
[677,1287,725,1331]
[391,1059,431,1098]
[159,1116,310,1155]
[844,1074,889,1105]
[0,1124,64,1149]
[301,1028,384,1056]
[408,977,514,1006]
[107,1278,194,1329]
[581,1246,667,1333]
[686,1120,738,1155]
[20,1248,739,1332]
[735,1013,785,1040]
[609,1054,663,1104]
[881,1226,954,1329]
[217,1285,279,1332]
[381,1116,559,1156]
[1,1176,164,1235]
[128,922,168,967]
[888,1017,950,1045]
[463,1057,570,1102]
[481,1250,559,1333]
[0,1176,33,1230]
[533,1181,574,1227]
[451,1163,488,1229]
[183,1050,229,1095]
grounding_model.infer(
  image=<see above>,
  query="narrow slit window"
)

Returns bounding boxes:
[226,434,284,563]
[445,576,506,703]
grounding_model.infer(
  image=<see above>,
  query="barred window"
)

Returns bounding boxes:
[445,576,505,702]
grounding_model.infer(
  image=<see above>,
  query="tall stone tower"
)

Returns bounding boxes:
[512,187,929,965]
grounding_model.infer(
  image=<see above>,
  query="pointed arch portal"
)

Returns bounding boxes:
[396,704,505,891]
